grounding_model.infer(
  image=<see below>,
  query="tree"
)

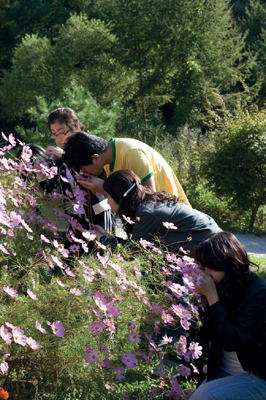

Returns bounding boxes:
[203,95,266,230]
[16,81,121,147]
[0,14,132,120]
[94,0,251,127]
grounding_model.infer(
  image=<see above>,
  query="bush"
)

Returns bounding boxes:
[0,133,204,399]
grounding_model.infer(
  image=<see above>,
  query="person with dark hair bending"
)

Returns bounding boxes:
[43,108,113,239]
[63,131,191,207]
[190,232,266,400]
[86,170,219,252]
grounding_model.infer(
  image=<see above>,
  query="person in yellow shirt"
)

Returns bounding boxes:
[63,131,190,206]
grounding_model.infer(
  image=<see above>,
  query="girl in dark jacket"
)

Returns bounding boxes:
[88,169,219,253]
[190,231,266,400]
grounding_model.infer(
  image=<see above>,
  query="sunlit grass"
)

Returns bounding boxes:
[249,255,266,282]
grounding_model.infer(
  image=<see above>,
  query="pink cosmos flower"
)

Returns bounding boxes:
[91,307,103,319]
[121,352,138,368]
[161,311,175,325]
[13,327,27,346]
[114,366,125,381]
[27,289,38,301]
[51,321,65,337]
[0,244,9,254]
[21,219,33,232]
[127,320,135,331]
[8,211,22,228]
[8,133,16,146]
[134,264,141,276]
[128,332,141,343]
[202,365,208,374]
[65,268,75,277]
[178,364,191,377]
[51,255,63,268]
[5,322,15,329]
[122,215,135,224]
[0,325,12,344]
[84,349,99,365]
[69,244,80,253]
[0,354,10,374]
[162,221,178,229]
[103,302,122,318]
[7,229,14,237]
[82,231,96,241]
[101,343,109,355]
[69,288,82,296]
[14,176,27,187]
[189,342,202,359]
[3,286,18,297]
[90,321,106,333]
[150,303,163,315]
[151,386,157,398]
[101,358,112,368]
[56,280,66,287]
[162,334,173,344]
[103,318,115,333]
[139,238,154,248]
[36,321,47,334]
[83,269,95,282]
[40,234,50,243]
[27,337,39,350]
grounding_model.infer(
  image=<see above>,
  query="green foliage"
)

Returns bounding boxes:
[0,14,132,122]
[0,34,56,120]
[16,81,121,147]
[202,93,266,230]
[94,0,251,127]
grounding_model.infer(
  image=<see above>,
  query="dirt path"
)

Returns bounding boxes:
[234,233,266,257]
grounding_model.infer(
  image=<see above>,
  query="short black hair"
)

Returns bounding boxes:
[63,131,109,170]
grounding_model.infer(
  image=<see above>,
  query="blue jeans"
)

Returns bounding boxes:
[189,370,266,400]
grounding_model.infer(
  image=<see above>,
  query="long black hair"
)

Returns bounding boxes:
[103,170,181,237]
[194,232,255,308]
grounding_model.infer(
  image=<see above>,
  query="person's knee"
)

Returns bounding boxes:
[190,381,217,400]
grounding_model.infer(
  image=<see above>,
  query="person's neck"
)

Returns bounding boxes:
[102,141,113,166]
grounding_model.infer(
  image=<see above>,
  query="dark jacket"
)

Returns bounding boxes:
[198,272,266,382]
[100,201,219,252]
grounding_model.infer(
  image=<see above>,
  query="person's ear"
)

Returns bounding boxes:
[91,154,101,163]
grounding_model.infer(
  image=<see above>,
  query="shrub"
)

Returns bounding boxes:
[0,133,204,399]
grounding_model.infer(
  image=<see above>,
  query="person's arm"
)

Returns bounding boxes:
[204,286,266,352]
[142,176,156,191]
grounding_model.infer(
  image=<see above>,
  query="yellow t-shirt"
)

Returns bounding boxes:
[104,138,190,206]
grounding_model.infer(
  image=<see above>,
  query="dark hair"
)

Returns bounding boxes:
[194,232,254,307]
[63,131,109,169]
[17,143,51,165]
[103,170,181,237]
[46,107,85,133]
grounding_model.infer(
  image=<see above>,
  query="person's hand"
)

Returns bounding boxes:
[194,271,219,307]
[90,224,106,235]
[77,176,104,193]
[45,146,64,159]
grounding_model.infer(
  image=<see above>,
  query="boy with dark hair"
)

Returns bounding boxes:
[63,131,190,206]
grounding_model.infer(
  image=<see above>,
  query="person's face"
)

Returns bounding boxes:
[106,193,120,214]
[200,264,225,284]
[50,121,72,148]
[80,155,104,177]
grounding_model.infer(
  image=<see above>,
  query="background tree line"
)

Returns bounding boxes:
[1,0,266,231]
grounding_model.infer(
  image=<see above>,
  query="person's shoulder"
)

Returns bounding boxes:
[248,271,266,295]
